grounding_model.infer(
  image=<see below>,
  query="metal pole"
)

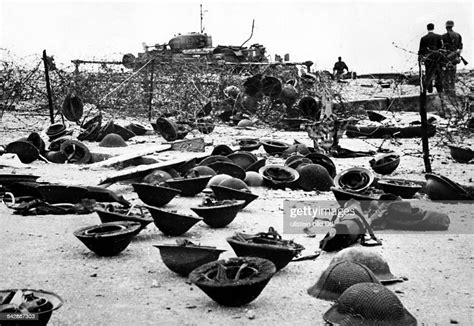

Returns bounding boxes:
[200,4,203,33]
[418,59,432,173]
[42,50,55,124]
[148,59,155,121]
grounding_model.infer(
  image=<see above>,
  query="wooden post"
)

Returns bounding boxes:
[418,60,432,173]
[42,50,55,124]
[148,59,155,121]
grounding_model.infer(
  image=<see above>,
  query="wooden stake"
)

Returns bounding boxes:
[418,59,432,173]
[148,59,155,121]
[42,50,55,124]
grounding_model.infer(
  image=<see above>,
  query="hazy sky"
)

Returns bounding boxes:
[0,0,472,73]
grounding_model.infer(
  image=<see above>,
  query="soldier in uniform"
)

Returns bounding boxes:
[418,23,443,93]
[442,20,463,94]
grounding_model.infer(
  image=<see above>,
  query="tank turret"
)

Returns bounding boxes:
[168,33,212,52]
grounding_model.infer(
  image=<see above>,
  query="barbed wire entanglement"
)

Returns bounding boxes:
[1,49,472,144]
[393,43,473,145]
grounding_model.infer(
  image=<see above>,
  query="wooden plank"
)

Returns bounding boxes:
[98,152,210,185]
[168,138,205,152]
[85,144,171,170]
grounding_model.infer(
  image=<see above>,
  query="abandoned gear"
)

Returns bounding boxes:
[442,20,463,93]
[368,194,450,231]
[319,199,380,252]
[418,23,444,93]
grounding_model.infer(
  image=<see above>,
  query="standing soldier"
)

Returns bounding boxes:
[418,23,443,93]
[442,20,463,94]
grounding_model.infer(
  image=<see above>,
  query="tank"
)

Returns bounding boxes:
[123,32,268,70]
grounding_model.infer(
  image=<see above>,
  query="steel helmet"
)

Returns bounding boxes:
[307,261,380,301]
[330,247,402,284]
[323,282,417,325]
[223,85,241,99]
[279,84,298,107]
[334,167,374,192]
[61,93,84,122]
[99,133,127,147]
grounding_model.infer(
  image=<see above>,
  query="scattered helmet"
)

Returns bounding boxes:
[127,123,147,136]
[304,153,337,178]
[207,174,233,188]
[279,84,298,107]
[298,96,321,119]
[330,247,401,284]
[448,145,473,164]
[5,140,40,164]
[307,261,380,301]
[62,93,84,122]
[78,121,102,141]
[244,171,264,187]
[284,154,304,166]
[45,150,67,164]
[219,177,249,191]
[96,120,115,142]
[323,283,417,325]
[186,166,217,178]
[113,124,136,141]
[283,144,311,156]
[99,133,127,147]
[211,144,234,156]
[369,153,400,175]
[26,132,45,154]
[334,167,374,192]
[237,119,253,128]
[142,170,173,185]
[122,53,136,69]
[424,173,471,201]
[60,140,91,164]
[259,165,299,187]
[48,137,69,152]
[82,114,102,130]
[46,123,67,141]
[223,85,241,99]
[297,164,334,191]
[287,157,312,170]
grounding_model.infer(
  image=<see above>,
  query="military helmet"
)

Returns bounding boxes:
[307,261,380,301]
[99,133,127,147]
[223,85,241,99]
[323,282,417,325]
[330,247,402,284]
